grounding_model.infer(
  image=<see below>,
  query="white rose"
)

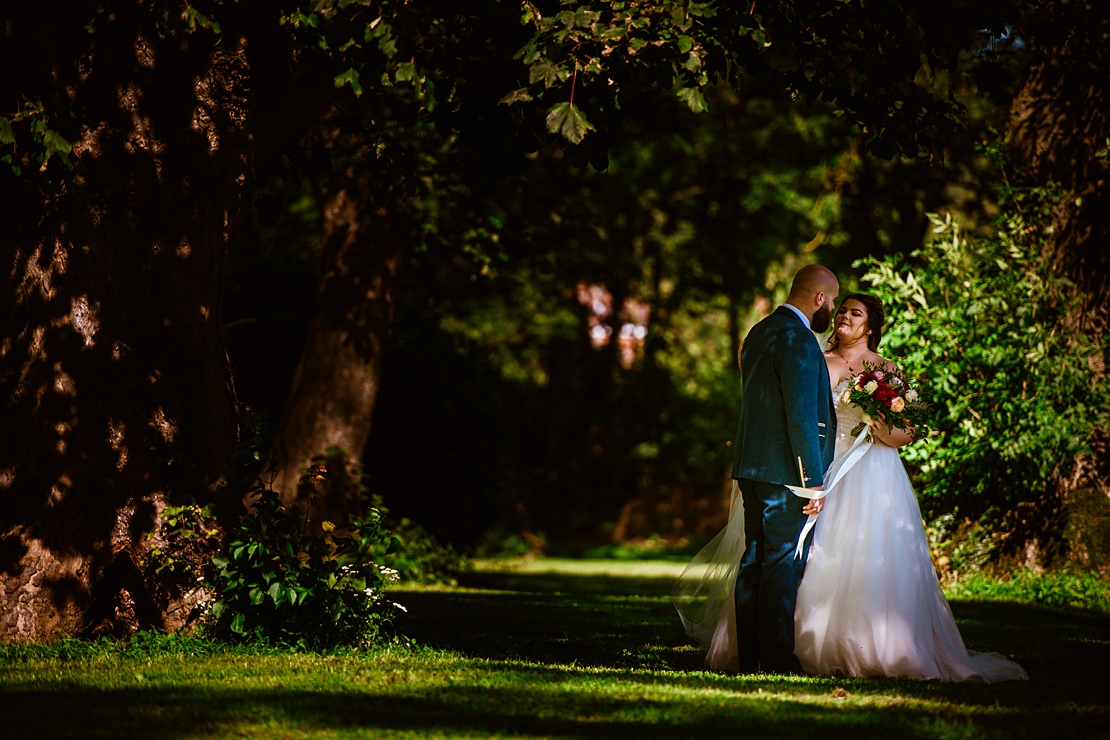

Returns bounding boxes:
[890,396,906,413]
[839,388,852,405]
[905,388,918,403]
[889,376,903,389]
[864,380,879,394]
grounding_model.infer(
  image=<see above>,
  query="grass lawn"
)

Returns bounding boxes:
[1,557,1107,739]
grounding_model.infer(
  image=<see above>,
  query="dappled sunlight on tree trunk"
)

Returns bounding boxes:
[0,18,249,641]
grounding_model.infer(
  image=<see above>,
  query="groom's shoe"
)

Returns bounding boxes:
[759,652,803,676]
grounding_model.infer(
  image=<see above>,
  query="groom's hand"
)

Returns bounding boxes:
[802,487,825,515]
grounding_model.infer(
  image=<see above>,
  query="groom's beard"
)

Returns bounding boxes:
[811,305,832,333]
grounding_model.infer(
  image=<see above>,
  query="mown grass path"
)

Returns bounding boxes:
[1,558,1107,739]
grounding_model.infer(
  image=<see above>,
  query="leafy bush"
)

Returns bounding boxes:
[368,505,470,585]
[473,527,545,558]
[146,503,222,576]
[204,464,404,650]
[857,180,1110,566]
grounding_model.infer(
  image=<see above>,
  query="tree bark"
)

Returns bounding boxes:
[1008,0,1110,324]
[268,115,409,522]
[1005,0,1110,566]
[0,20,251,641]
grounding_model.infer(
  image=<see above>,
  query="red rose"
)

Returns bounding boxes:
[873,386,898,404]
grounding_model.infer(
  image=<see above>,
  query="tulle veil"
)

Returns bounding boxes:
[671,479,746,672]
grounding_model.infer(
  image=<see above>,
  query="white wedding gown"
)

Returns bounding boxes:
[793,380,1027,681]
[674,380,1028,682]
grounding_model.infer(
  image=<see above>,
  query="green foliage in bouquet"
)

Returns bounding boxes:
[856,177,1110,565]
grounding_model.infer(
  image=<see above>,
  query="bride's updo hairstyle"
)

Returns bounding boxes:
[826,293,885,352]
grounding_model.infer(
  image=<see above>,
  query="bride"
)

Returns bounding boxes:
[674,293,1028,682]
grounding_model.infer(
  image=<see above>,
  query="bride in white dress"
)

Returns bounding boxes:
[796,293,1026,681]
[675,294,1027,682]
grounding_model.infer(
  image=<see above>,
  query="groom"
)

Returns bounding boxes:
[730,264,839,674]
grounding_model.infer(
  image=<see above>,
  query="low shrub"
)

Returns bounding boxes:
[204,462,404,650]
[945,568,1110,612]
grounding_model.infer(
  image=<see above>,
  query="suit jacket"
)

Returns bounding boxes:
[731,306,836,487]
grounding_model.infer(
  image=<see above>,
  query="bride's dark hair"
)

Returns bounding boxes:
[826,293,885,352]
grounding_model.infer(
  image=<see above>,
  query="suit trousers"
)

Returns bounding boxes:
[733,477,810,674]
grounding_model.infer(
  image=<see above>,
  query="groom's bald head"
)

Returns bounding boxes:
[788,264,839,301]
[787,264,839,332]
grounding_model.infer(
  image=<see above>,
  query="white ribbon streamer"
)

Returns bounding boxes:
[790,424,873,560]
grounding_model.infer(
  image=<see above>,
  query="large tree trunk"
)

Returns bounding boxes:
[0,20,251,641]
[1008,0,1110,320]
[268,116,408,521]
[1005,0,1110,567]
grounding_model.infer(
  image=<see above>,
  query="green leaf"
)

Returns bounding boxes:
[268,581,285,605]
[334,68,363,96]
[529,59,557,86]
[395,61,416,84]
[282,11,318,29]
[230,612,246,635]
[545,102,595,144]
[498,88,534,106]
[572,8,596,28]
[42,129,71,158]
[675,87,709,113]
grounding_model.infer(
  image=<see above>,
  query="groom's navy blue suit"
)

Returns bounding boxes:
[730,305,836,673]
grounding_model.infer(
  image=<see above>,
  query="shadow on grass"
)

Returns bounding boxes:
[398,588,699,670]
[456,569,682,598]
[2,659,1106,740]
[0,685,931,739]
[398,568,1110,715]
[3,565,1107,739]
[0,687,870,736]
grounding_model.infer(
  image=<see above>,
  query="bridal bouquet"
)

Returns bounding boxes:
[844,362,931,440]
